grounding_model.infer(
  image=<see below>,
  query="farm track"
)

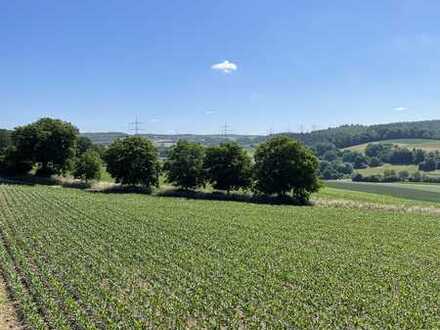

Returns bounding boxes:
[2,184,440,328]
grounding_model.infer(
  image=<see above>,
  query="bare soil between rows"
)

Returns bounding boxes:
[0,276,22,329]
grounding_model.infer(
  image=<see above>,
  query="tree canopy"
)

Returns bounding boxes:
[163,140,205,190]
[253,136,320,202]
[12,118,79,175]
[0,129,11,154]
[203,142,252,193]
[77,136,93,156]
[73,150,103,182]
[286,120,440,148]
[104,136,160,188]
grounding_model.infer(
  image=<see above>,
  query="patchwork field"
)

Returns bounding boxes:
[326,180,440,203]
[344,138,440,153]
[1,184,440,328]
[355,164,440,177]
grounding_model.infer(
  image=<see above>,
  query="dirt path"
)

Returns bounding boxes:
[0,277,22,329]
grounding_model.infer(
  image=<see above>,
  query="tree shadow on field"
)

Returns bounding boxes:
[88,184,153,195]
[156,189,313,206]
[0,175,91,189]
[0,176,36,186]
[0,176,313,206]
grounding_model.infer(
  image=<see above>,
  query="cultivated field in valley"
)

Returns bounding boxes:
[344,138,440,153]
[326,180,440,203]
[1,184,440,328]
[355,164,440,177]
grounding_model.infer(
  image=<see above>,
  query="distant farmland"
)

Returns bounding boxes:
[325,180,440,203]
[81,132,265,148]
[355,164,440,177]
[344,138,440,153]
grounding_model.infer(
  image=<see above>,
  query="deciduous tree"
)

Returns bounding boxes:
[253,136,320,202]
[104,136,160,188]
[203,142,252,194]
[163,140,205,190]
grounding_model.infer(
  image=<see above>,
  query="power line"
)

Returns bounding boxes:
[221,122,231,136]
[129,117,144,135]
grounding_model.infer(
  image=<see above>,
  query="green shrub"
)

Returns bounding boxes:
[73,150,103,183]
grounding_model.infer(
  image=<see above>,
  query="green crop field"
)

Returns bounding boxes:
[2,184,440,328]
[325,180,440,203]
[344,138,440,153]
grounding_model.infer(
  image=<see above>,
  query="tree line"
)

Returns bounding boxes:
[286,120,440,148]
[352,170,440,184]
[0,118,320,203]
[312,141,440,180]
[104,135,320,202]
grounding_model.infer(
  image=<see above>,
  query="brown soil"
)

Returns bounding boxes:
[0,277,22,329]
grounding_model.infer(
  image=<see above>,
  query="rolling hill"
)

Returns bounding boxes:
[81,132,265,148]
[82,119,440,149]
[284,120,440,148]
[344,138,440,153]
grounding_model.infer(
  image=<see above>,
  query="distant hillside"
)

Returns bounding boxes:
[344,138,440,153]
[284,120,440,148]
[5,119,440,153]
[82,132,265,149]
[82,120,440,149]
[81,132,129,144]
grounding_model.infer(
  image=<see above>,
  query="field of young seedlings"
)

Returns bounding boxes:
[1,184,440,328]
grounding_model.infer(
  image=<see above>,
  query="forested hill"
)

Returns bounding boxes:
[284,120,440,148]
[82,120,440,149]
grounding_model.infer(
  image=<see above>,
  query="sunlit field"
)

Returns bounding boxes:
[2,183,440,328]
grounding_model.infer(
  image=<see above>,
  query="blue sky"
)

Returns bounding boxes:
[1,0,439,134]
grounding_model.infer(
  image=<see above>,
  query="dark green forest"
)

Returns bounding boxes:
[286,120,440,148]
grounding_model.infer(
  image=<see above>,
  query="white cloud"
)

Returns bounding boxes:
[205,110,216,115]
[150,118,160,123]
[211,60,237,73]
[394,107,408,112]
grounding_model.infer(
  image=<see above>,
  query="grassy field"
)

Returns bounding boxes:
[1,184,440,328]
[344,138,440,153]
[355,164,440,177]
[356,164,418,176]
[325,180,440,203]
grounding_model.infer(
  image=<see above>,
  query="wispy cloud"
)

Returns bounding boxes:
[211,60,237,73]
[394,107,408,112]
[205,110,216,115]
[150,118,160,123]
